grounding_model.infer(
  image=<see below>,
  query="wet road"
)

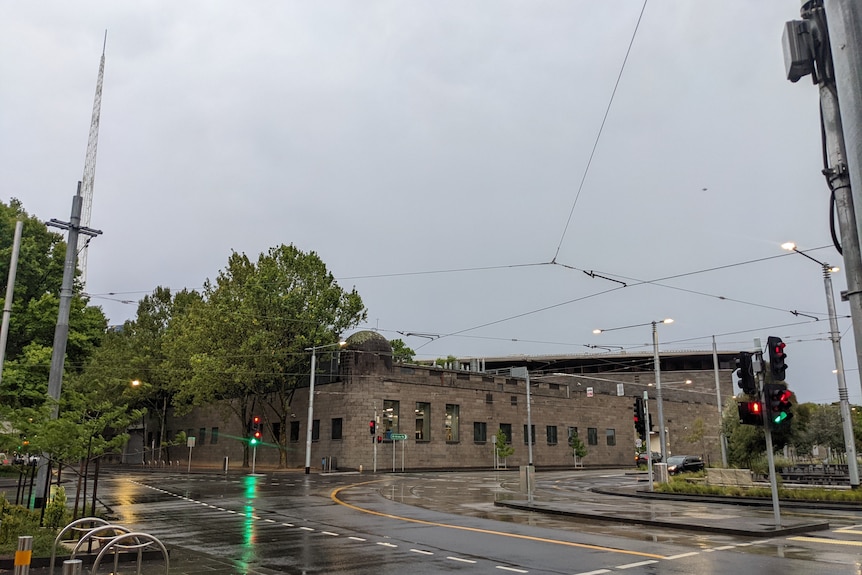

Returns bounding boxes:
[101,469,862,574]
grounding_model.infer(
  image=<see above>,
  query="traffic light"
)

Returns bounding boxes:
[633,398,646,440]
[735,352,756,395]
[369,420,376,435]
[767,336,787,381]
[737,401,763,426]
[251,416,262,445]
[764,383,793,427]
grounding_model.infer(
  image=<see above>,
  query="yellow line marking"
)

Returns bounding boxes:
[835,529,862,534]
[330,481,664,559]
[789,536,862,547]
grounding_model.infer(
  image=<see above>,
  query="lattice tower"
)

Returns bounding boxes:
[76,33,107,286]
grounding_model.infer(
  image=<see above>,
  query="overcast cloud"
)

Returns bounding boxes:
[1,1,855,405]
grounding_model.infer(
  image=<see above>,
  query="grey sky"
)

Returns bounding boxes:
[1,1,854,405]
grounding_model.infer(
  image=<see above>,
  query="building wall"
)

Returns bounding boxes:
[152,350,733,471]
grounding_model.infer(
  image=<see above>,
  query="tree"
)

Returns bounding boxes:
[494,428,514,468]
[568,429,587,465]
[684,417,707,458]
[389,339,415,363]
[168,244,366,468]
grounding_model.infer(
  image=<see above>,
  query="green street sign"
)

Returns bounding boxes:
[390,433,408,440]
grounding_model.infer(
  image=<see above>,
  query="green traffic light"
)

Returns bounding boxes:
[773,412,788,424]
[250,438,258,445]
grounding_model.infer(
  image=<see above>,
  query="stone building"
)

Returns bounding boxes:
[143,330,737,471]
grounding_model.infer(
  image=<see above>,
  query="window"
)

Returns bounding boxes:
[415,402,430,441]
[331,418,343,440]
[473,422,487,443]
[523,424,536,445]
[485,393,493,404]
[567,427,578,445]
[445,404,460,442]
[588,427,598,446]
[311,419,320,442]
[289,421,300,442]
[606,428,616,446]
[383,399,400,435]
[211,427,219,445]
[272,422,281,443]
[198,428,206,445]
[547,426,558,445]
[511,395,518,406]
[500,423,513,444]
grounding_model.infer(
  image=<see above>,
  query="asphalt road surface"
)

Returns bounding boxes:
[96,468,862,574]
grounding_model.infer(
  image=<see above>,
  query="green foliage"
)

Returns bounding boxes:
[43,486,70,530]
[434,355,458,367]
[494,428,514,461]
[655,476,862,502]
[568,430,587,459]
[0,495,60,556]
[389,339,415,363]
[165,244,367,467]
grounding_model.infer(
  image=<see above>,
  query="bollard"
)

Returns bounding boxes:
[14,535,32,575]
[61,559,82,575]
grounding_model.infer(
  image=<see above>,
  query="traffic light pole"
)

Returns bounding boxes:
[755,345,781,527]
[643,391,654,492]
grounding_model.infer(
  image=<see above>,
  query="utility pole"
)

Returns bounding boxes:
[784,2,862,400]
[0,220,23,386]
[755,340,782,527]
[34,185,102,507]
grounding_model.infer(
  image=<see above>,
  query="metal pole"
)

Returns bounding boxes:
[251,444,257,475]
[756,345,782,527]
[823,0,862,234]
[304,349,317,474]
[643,390,654,492]
[373,409,377,473]
[652,322,667,463]
[13,535,32,575]
[0,220,23,386]
[823,264,861,486]
[525,370,534,467]
[712,336,728,467]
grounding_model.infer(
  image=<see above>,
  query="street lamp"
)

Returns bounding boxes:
[304,340,347,474]
[594,318,673,462]
[782,242,859,488]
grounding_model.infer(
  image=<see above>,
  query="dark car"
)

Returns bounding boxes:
[635,451,661,466]
[666,455,704,475]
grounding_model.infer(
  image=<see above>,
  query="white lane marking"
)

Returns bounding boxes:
[377,542,398,548]
[713,546,735,551]
[282,523,294,527]
[348,536,366,542]
[496,567,528,573]
[226,510,236,514]
[321,531,339,536]
[665,552,699,560]
[447,557,477,564]
[264,519,276,523]
[216,507,225,511]
[299,527,314,532]
[573,571,611,575]
[251,515,262,519]
[410,549,434,555]
[735,542,753,547]
[617,560,659,569]
[751,540,771,545]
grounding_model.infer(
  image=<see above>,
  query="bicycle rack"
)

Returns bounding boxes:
[50,517,111,575]
[90,532,169,575]
[51,518,169,575]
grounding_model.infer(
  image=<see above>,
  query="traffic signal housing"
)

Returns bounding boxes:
[737,401,763,426]
[767,336,787,381]
[764,383,793,428]
[735,352,756,395]
[633,398,646,441]
[251,416,262,445]
[369,420,376,435]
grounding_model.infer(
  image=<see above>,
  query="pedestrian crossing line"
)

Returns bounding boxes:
[282,523,294,527]
[299,526,314,532]
[377,542,397,548]
[789,536,862,547]
[264,519,276,523]
[663,552,699,560]
[321,531,339,536]
[496,566,528,573]
[348,536,366,542]
[616,560,658,569]
[410,549,434,555]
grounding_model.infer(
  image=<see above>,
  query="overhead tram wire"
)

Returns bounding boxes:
[551,0,649,262]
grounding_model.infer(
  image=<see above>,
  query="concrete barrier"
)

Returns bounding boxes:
[706,468,754,487]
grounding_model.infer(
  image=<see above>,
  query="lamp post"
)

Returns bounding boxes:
[782,242,859,488]
[594,318,673,462]
[304,341,346,475]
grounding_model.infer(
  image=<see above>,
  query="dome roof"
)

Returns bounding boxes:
[344,330,392,354]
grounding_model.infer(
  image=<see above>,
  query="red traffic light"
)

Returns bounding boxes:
[737,400,763,426]
[369,420,376,435]
[253,416,261,425]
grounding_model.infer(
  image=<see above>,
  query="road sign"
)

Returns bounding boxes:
[390,433,408,440]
